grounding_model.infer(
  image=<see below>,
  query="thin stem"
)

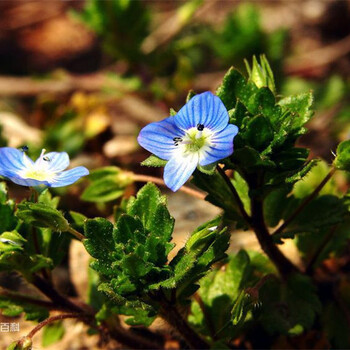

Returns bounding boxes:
[193,293,217,341]
[305,225,338,275]
[26,313,89,341]
[272,167,336,237]
[132,173,206,200]
[28,274,162,349]
[67,226,85,241]
[216,166,251,224]
[159,300,209,349]
[0,287,58,310]
[30,273,86,313]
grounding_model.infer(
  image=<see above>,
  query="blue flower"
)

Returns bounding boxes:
[0,147,89,187]
[138,92,239,191]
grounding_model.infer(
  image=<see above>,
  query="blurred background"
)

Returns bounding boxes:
[1,0,350,348]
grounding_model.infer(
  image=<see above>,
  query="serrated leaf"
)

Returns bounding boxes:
[83,218,115,260]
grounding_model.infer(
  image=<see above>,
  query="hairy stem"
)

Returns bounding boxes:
[132,173,206,200]
[159,300,209,349]
[216,166,251,224]
[272,167,336,237]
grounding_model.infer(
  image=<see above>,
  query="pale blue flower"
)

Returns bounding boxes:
[138,92,238,191]
[0,147,89,187]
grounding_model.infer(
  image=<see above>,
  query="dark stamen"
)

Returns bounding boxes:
[43,156,50,162]
[21,145,29,152]
[197,124,204,131]
[173,137,183,146]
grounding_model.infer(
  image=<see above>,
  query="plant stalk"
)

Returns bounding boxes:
[250,195,299,277]
[159,300,209,349]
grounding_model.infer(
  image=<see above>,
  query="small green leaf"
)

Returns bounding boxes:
[245,55,276,94]
[197,162,217,175]
[334,140,350,171]
[0,293,49,322]
[141,155,168,167]
[0,231,26,253]
[16,202,70,232]
[243,115,274,151]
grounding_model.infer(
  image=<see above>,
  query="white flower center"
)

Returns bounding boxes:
[19,149,57,182]
[174,124,214,158]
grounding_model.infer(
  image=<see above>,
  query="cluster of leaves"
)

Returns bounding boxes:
[83,183,229,326]
[0,183,81,325]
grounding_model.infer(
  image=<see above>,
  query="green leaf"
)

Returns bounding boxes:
[0,231,26,253]
[0,182,8,203]
[243,115,274,151]
[189,251,252,340]
[259,274,321,335]
[42,321,65,347]
[245,55,276,94]
[127,183,174,243]
[83,218,115,259]
[38,189,60,208]
[16,202,70,232]
[334,140,350,171]
[141,155,168,167]
[277,92,314,134]
[197,162,217,175]
[0,294,49,322]
[192,171,246,226]
[82,166,132,202]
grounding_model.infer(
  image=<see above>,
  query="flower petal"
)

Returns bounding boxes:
[138,116,184,160]
[48,166,89,187]
[174,92,229,132]
[164,152,198,191]
[43,152,70,172]
[199,124,239,166]
[0,168,49,187]
[0,147,33,173]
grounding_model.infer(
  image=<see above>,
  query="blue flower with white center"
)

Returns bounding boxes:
[138,91,239,191]
[0,147,89,187]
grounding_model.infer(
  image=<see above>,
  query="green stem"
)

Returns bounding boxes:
[272,167,336,237]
